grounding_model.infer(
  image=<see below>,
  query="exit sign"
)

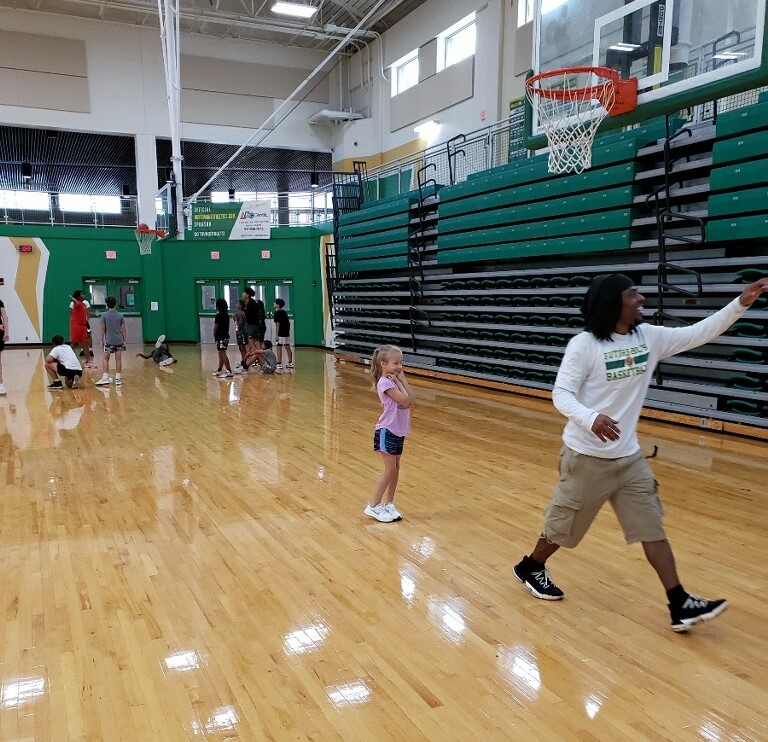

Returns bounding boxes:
[105,250,117,260]
[261,250,271,259]
[18,244,34,253]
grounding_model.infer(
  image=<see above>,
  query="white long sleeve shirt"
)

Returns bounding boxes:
[552,298,748,458]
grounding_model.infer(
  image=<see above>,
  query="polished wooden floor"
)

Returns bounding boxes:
[0,345,766,741]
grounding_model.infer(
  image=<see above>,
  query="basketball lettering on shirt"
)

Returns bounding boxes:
[603,343,650,381]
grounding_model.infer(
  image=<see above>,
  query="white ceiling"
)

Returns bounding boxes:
[0,0,425,49]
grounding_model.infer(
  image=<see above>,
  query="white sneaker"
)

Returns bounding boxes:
[286,362,295,369]
[0,384,6,396]
[159,357,174,367]
[212,370,222,376]
[364,503,395,522]
[155,334,166,349]
[115,375,123,386]
[383,501,403,521]
[95,375,111,386]
[276,364,283,371]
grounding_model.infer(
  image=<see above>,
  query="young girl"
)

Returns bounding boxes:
[213,298,233,378]
[365,345,414,523]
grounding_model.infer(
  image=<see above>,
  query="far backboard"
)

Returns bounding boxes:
[532,0,768,134]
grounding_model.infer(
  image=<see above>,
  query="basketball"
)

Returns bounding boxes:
[137,222,149,230]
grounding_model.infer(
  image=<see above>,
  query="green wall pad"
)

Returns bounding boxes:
[716,102,768,138]
[708,214,768,241]
[710,158,768,192]
[438,209,632,250]
[712,130,768,165]
[436,230,631,265]
[439,186,635,235]
[440,163,637,218]
[709,188,768,218]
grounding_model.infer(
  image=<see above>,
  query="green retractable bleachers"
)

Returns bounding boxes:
[437,136,638,265]
[708,102,768,240]
[337,191,418,274]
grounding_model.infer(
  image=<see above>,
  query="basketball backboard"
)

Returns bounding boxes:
[531,0,767,135]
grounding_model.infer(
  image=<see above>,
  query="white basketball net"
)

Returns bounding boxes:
[135,229,155,256]
[527,70,616,175]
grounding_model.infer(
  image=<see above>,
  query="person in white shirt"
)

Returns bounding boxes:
[514,273,768,632]
[45,334,84,390]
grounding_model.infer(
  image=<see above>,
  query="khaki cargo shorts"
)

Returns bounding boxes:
[542,446,666,548]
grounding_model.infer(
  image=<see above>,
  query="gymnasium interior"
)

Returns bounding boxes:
[0,0,766,738]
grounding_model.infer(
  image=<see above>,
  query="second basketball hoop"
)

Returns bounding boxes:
[526,66,638,175]
[135,223,167,256]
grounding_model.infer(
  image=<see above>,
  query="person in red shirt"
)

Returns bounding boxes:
[69,290,92,366]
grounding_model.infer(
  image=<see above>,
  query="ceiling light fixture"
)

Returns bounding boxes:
[271,1,318,18]
[310,171,319,188]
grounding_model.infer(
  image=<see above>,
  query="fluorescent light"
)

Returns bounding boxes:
[271,1,317,18]
[414,120,439,135]
[712,52,747,60]
[608,43,641,51]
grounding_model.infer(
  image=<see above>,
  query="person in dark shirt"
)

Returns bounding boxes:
[136,335,177,366]
[242,287,266,366]
[273,298,293,370]
[213,298,233,378]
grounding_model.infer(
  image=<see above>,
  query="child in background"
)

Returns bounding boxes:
[45,334,84,390]
[364,345,414,523]
[233,300,248,373]
[69,290,95,368]
[245,340,278,374]
[95,296,127,386]
[213,298,234,378]
[0,298,8,395]
[136,335,177,366]
[273,298,293,371]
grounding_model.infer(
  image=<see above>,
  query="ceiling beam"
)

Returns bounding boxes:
[324,0,362,22]
[59,0,350,41]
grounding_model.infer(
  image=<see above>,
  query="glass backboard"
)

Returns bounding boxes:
[533,0,767,134]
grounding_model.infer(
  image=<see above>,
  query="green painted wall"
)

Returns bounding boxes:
[0,224,330,345]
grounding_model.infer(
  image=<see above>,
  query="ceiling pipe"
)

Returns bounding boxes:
[186,0,394,204]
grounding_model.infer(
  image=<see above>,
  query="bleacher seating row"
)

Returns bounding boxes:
[332,95,768,432]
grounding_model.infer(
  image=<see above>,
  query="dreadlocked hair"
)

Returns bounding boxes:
[370,345,402,389]
[581,273,636,342]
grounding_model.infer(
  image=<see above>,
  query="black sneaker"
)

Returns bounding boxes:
[670,596,728,632]
[48,381,63,390]
[514,557,564,600]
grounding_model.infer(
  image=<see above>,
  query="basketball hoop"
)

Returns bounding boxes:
[134,223,166,256]
[526,66,638,174]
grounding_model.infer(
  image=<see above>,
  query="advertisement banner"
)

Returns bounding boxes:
[191,200,272,240]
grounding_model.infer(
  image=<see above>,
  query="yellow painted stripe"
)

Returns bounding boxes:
[10,237,42,337]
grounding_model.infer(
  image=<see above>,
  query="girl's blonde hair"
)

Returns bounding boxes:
[370,345,402,388]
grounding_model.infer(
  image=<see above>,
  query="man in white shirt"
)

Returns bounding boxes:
[45,334,84,390]
[514,273,768,632]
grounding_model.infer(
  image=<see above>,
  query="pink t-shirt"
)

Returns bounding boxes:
[375,376,410,437]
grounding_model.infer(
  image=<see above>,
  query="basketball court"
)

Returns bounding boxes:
[0,0,767,738]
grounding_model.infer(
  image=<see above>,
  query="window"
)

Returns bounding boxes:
[517,0,534,27]
[437,13,476,71]
[59,194,121,213]
[390,49,419,96]
[0,190,50,211]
